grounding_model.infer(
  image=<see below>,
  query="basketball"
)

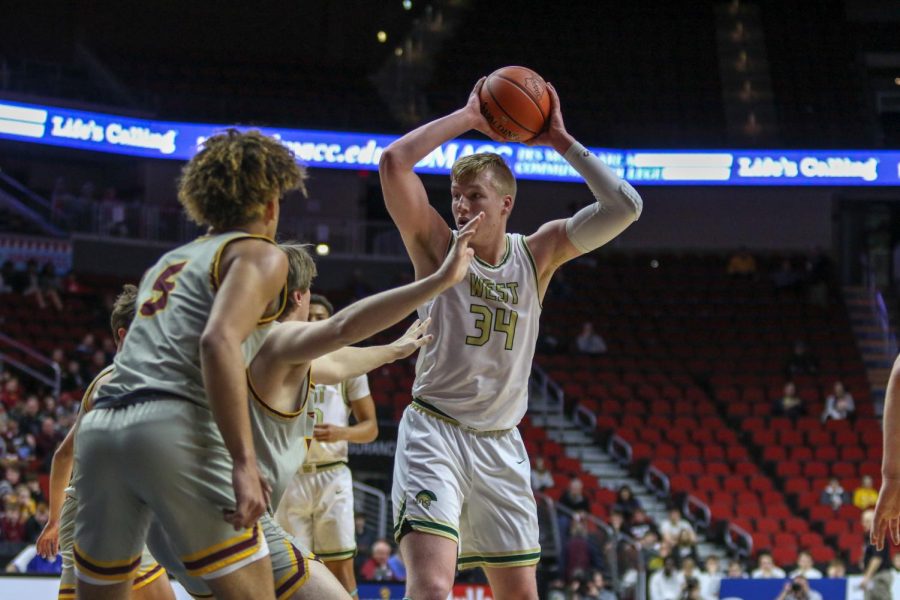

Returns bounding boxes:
[478,66,551,142]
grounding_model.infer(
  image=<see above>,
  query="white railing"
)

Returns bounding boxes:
[643,465,670,499]
[352,480,388,541]
[607,434,632,465]
[725,521,753,558]
[0,332,60,398]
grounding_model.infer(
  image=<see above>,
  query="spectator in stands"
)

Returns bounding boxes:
[727,560,747,578]
[854,475,879,511]
[360,539,402,581]
[773,381,804,418]
[776,575,823,600]
[772,258,801,294]
[38,263,63,311]
[24,501,49,543]
[861,509,893,599]
[614,485,642,521]
[15,484,35,518]
[35,416,62,468]
[575,322,607,355]
[822,381,855,423]
[531,455,554,491]
[609,509,632,539]
[647,539,674,573]
[15,395,42,437]
[630,507,658,539]
[100,336,117,363]
[88,349,107,379]
[564,514,605,581]
[673,529,700,565]
[660,507,696,546]
[560,477,591,514]
[785,341,818,378]
[1,375,22,410]
[0,496,25,542]
[727,247,757,279]
[21,259,46,309]
[75,332,96,358]
[826,559,846,578]
[790,550,823,579]
[589,570,617,600]
[681,558,701,599]
[698,556,722,600]
[0,465,21,499]
[640,531,661,568]
[751,551,786,579]
[820,477,849,510]
[354,514,376,572]
[60,360,85,393]
[649,555,685,600]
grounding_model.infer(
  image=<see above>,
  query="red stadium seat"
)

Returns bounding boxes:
[809,546,835,564]
[803,462,829,478]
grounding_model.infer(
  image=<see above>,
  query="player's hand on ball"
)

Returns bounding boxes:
[465,77,506,143]
[36,519,59,559]
[437,212,483,287]
[871,476,900,549]
[391,318,433,359]
[526,83,568,148]
[225,460,271,530]
[313,424,346,442]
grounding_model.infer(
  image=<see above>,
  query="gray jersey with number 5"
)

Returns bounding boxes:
[100,232,284,410]
[412,231,541,431]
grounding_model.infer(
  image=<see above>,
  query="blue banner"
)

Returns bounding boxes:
[1,98,899,186]
[720,577,848,600]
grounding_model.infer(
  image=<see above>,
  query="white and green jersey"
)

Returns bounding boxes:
[305,375,370,465]
[100,233,284,409]
[412,232,541,431]
[248,368,314,510]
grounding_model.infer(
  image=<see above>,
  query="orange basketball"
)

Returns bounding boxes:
[478,66,551,142]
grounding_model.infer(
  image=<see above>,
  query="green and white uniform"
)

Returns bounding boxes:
[392,231,541,569]
[276,376,370,561]
[73,233,285,585]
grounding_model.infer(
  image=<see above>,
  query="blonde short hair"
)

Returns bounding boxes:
[110,284,138,337]
[451,153,516,198]
[280,243,317,310]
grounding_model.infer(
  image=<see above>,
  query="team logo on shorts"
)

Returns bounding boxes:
[415,490,437,509]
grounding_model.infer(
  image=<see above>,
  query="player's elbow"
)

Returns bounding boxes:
[360,420,379,443]
[199,328,236,360]
[618,181,643,221]
[379,145,412,173]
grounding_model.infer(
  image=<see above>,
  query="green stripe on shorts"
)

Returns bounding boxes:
[457,549,541,570]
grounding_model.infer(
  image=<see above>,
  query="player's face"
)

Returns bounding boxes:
[451,172,511,242]
[308,303,330,322]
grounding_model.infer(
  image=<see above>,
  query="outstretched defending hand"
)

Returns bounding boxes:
[871,476,900,549]
[225,460,271,530]
[390,318,434,360]
[435,212,483,287]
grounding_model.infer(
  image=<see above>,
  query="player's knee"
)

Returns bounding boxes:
[409,576,454,600]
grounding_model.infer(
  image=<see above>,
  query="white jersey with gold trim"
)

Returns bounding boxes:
[305,375,370,465]
[412,232,541,431]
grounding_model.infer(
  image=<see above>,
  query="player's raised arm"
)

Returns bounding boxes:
[311,318,432,385]
[379,79,501,278]
[263,214,481,368]
[525,83,643,293]
[201,239,287,529]
[872,353,900,549]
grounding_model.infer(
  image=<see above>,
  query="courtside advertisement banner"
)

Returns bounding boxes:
[1,98,898,186]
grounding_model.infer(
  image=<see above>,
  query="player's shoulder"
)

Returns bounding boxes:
[82,365,115,413]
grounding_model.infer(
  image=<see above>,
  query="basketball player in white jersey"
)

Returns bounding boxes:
[72,130,303,600]
[276,293,379,595]
[379,78,643,599]
[36,285,175,600]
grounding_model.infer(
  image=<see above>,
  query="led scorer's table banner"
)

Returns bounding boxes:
[1,98,899,186]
